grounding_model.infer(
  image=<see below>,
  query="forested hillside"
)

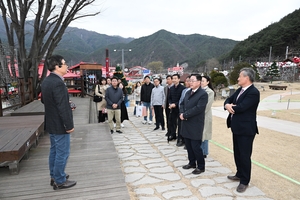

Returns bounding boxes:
[221,8,300,63]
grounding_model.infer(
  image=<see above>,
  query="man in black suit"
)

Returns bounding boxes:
[224,67,260,193]
[41,55,76,190]
[168,74,185,143]
[180,74,208,175]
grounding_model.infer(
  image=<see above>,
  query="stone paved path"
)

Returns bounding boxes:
[111,107,273,200]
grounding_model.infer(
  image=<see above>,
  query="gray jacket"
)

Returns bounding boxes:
[105,86,123,109]
[151,85,165,106]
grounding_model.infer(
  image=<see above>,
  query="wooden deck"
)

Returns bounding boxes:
[0,97,130,199]
[10,100,44,116]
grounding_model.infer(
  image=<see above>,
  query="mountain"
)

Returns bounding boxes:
[222,8,300,63]
[85,29,238,69]
[0,19,237,69]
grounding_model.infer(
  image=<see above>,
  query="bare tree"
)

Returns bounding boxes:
[0,0,100,96]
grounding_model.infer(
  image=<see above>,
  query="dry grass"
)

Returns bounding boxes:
[213,81,300,123]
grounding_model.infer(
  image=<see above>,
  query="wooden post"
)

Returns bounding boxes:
[0,94,3,117]
[19,78,25,106]
[28,77,34,102]
[80,75,84,98]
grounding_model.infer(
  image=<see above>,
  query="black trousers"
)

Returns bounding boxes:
[153,105,165,128]
[232,134,255,185]
[184,138,205,170]
[165,107,170,133]
[169,108,182,140]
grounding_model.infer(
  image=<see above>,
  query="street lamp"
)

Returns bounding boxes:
[114,49,132,71]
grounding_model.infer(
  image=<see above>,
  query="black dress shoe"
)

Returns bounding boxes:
[50,174,69,186]
[165,132,168,136]
[182,164,196,169]
[237,183,248,193]
[192,168,205,175]
[176,141,184,147]
[154,127,159,130]
[183,145,187,150]
[227,175,240,181]
[203,155,207,158]
[168,136,177,141]
[110,130,113,134]
[116,130,123,134]
[53,180,77,190]
[162,128,165,131]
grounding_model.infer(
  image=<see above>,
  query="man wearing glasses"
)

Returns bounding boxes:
[180,74,208,175]
[41,55,76,190]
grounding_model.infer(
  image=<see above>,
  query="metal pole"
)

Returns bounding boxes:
[269,46,272,63]
[121,49,124,71]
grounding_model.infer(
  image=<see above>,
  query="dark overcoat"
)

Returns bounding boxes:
[41,73,74,134]
[224,84,260,135]
[180,88,208,140]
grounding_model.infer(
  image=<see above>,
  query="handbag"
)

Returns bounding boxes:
[93,85,102,102]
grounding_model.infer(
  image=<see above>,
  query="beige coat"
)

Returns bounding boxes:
[202,87,214,141]
[95,84,108,111]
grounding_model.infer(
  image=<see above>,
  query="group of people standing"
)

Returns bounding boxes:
[94,76,129,134]
[41,54,259,194]
[134,74,215,160]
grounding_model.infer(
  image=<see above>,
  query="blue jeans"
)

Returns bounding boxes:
[201,140,209,155]
[143,102,153,121]
[49,133,70,184]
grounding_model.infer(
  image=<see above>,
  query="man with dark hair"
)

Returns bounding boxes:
[105,77,123,134]
[41,55,76,190]
[164,75,173,136]
[180,74,208,175]
[224,68,260,193]
[168,74,185,143]
[151,78,165,131]
[141,75,154,124]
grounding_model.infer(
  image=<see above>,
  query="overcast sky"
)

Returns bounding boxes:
[70,0,300,41]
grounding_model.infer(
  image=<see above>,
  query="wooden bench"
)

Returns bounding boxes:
[269,85,287,90]
[0,116,44,174]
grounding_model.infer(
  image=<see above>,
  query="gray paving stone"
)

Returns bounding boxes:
[162,189,193,199]
[205,160,222,167]
[122,161,140,167]
[207,197,233,200]
[118,152,134,159]
[191,179,215,187]
[208,167,232,174]
[138,197,162,200]
[132,175,164,186]
[137,153,161,158]
[124,166,147,173]
[159,149,177,155]
[149,166,174,173]
[178,167,194,176]
[118,149,136,153]
[236,198,273,200]
[214,176,232,183]
[233,186,266,196]
[146,162,168,168]
[122,155,147,160]
[140,158,165,165]
[168,155,187,162]
[149,172,181,181]
[155,183,187,193]
[173,160,188,167]
[125,173,145,183]
[135,188,155,195]
[199,186,232,197]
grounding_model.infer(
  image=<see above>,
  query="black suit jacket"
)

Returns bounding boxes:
[180,88,208,140]
[41,73,74,134]
[224,84,260,135]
